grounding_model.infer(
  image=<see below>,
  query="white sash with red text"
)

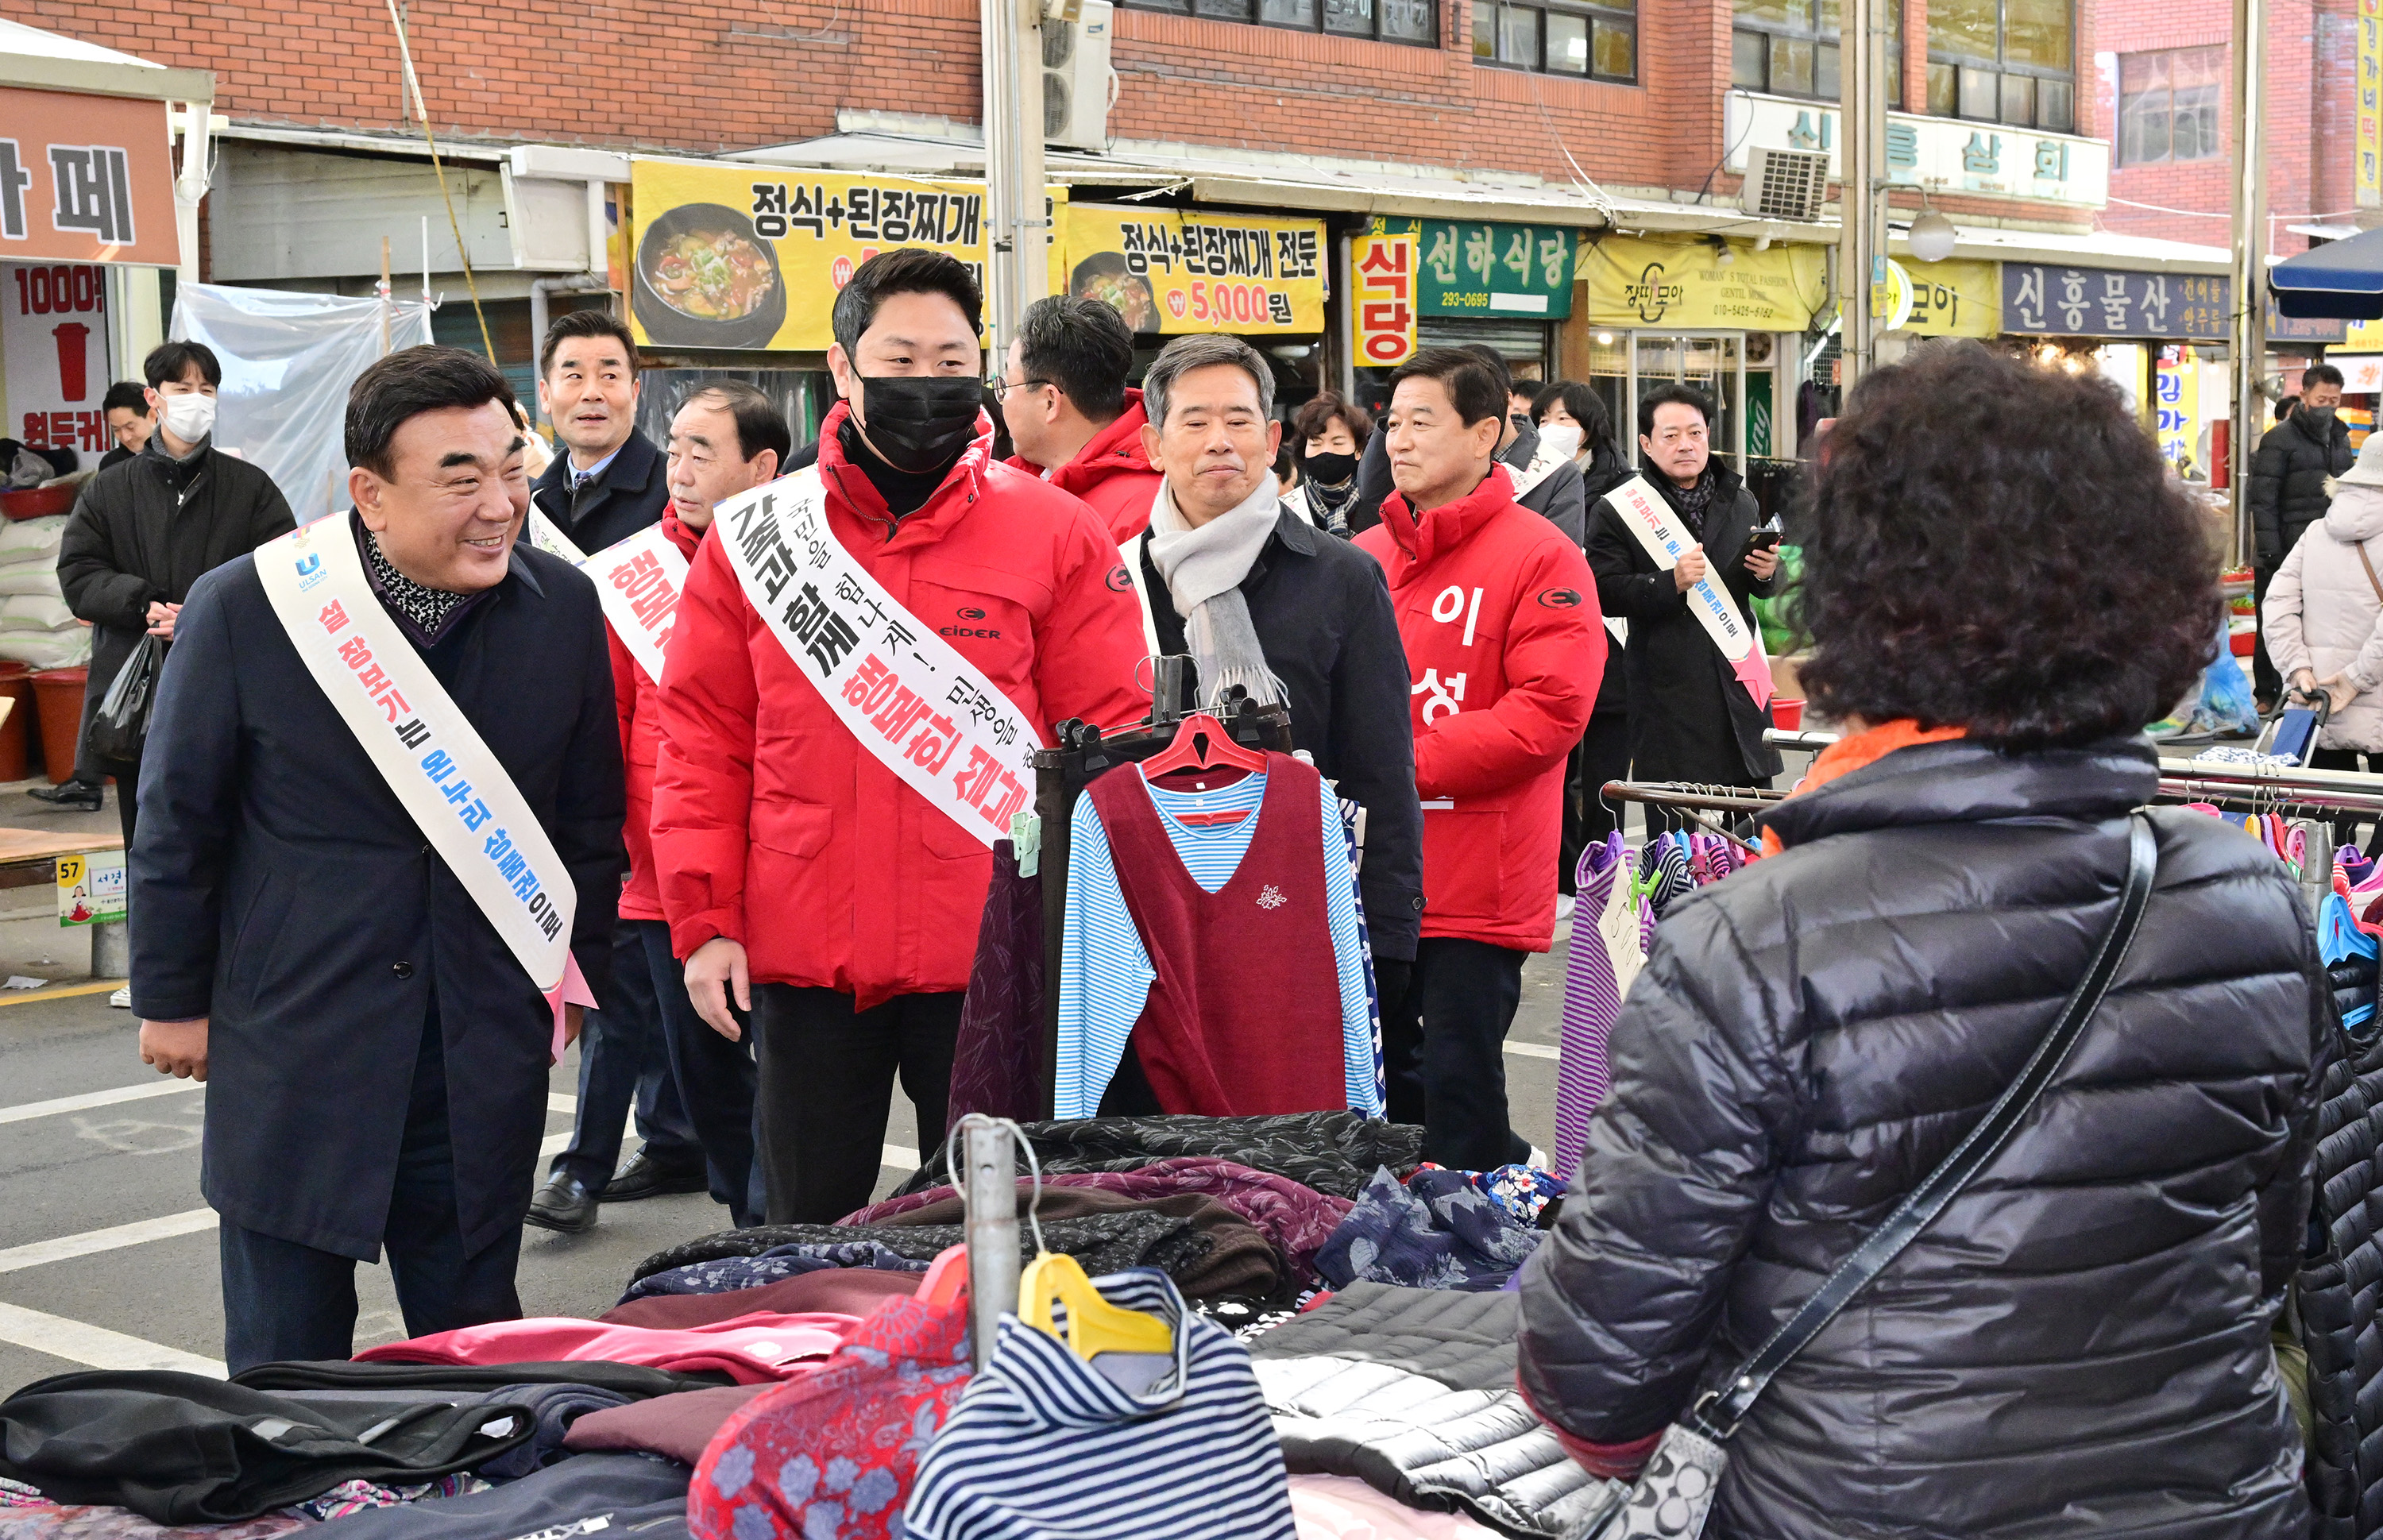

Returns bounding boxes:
[525,511,688,683]
[1605,474,1774,711]
[255,514,596,1057]
[712,468,1041,849]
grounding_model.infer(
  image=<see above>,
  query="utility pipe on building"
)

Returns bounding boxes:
[981,0,1050,362]
[2227,0,2267,564]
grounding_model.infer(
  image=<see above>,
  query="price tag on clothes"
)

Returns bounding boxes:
[713,468,1044,847]
[1604,474,1773,711]
[525,511,689,683]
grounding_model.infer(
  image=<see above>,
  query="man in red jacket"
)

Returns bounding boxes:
[1000,295,1164,542]
[654,250,1148,1223]
[1354,346,1605,1171]
[612,383,786,1230]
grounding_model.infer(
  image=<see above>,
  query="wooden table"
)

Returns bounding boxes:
[0,828,127,977]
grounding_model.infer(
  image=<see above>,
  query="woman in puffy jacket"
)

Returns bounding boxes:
[1517,340,2329,1540]
[2265,434,2383,790]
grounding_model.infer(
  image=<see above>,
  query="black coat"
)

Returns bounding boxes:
[2297,1009,2383,1538]
[529,426,668,554]
[1130,508,1424,959]
[2252,410,2357,565]
[1518,738,2327,1540]
[1349,419,1587,546]
[129,519,624,1261]
[1585,460,1779,782]
[57,438,296,751]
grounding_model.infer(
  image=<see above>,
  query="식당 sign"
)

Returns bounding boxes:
[1365,217,1574,318]
[2001,264,2229,339]
[1349,230,1417,367]
[0,90,180,268]
[1064,204,1327,335]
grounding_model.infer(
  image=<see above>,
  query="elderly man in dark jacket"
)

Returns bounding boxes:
[527,310,669,554]
[1585,382,1780,791]
[2251,362,2355,703]
[129,346,624,1371]
[1123,333,1423,1017]
[59,341,295,844]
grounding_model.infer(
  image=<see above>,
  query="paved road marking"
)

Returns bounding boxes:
[1506,1040,1558,1061]
[0,1209,218,1273]
[0,1079,201,1125]
[0,982,126,1009]
[0,1299,224,1376]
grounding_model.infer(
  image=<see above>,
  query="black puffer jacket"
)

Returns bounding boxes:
[2252,408,2356,566]
[2299,1001,2383,1539]
[1518,737,2329,1540]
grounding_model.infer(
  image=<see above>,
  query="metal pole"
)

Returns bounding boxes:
[961,1117,1021,1373]
[981,0,1049,364]
[1836,0,1879,390]
[2229,0,2268,564]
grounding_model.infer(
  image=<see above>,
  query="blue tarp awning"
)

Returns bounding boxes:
[2272,226,2383,319]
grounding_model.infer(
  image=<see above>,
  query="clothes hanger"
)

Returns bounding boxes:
[917,1243,970,1308]
[1138,708,1269,824]
[1020,1253,1174,1361]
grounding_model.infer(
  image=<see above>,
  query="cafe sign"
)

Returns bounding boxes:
[1722,91,2109,208]
[0,88,180,267]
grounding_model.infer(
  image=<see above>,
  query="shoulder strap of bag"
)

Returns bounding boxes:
[1688,811,2158,1442]
[2354,540,2383,608]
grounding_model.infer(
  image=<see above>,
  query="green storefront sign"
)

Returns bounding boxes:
[1367,218,1575,318]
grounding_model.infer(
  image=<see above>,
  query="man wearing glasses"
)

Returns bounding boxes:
[998,295,1165,542]
[1585,382,1782,794]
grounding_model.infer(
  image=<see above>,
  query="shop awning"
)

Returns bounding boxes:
[2271,227,2383,319]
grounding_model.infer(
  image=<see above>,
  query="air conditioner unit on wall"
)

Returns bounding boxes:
[1742,145,1831,224]
[1045,0,1117,152]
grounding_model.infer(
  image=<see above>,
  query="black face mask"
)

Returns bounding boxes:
[2303,403,2339,425]
[1304,450,1358,484]
[856,375,983,473]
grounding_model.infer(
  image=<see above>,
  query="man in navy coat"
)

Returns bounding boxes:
[129,345,624,1371]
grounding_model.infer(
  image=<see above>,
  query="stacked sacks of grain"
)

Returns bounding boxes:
[0,516,90,670]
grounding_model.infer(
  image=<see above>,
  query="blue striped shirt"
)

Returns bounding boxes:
[1053,770,1383,1117]
[901,1270,1300,1540]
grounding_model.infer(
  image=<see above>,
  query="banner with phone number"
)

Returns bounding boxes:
[1063,203,1327,336]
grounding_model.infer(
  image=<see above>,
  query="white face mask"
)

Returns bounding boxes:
[160,392,216,445]
[1538,421,1584,462]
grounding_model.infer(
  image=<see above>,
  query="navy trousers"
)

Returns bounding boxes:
[1381,937,1531,1173]
[551,922,701,1192]
[634,919,764,1227]
[218,1006,522,1372]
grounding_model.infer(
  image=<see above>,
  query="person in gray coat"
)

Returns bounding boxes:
[1519,341,2325,1540]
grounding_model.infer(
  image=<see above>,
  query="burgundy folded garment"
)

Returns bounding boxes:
[599,1268,924,1331]
[563,1384,774,1466]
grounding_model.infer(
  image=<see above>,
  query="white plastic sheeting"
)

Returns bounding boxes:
[168,284,435,526]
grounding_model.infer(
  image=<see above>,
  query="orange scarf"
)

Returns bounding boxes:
[1759,720,1966,855]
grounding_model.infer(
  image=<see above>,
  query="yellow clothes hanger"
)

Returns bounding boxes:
[1018,1251,1174,1360]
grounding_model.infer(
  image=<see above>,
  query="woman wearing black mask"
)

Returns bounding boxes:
[1288,392,1372,538]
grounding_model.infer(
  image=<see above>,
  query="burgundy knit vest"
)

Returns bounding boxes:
[1083,752,1349,1117]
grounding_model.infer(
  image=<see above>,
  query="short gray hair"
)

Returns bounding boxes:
[1141,334,1276,427]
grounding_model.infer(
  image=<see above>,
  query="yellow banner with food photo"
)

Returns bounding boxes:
[628,160,1065,353]
[1064,204,1328,336]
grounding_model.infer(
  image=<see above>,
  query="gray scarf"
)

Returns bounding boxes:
[1145,478,1288,710]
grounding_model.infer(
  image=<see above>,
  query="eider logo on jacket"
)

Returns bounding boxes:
[1256,884,1287,909]
[1537,588,1583,609]
[1105,565,1134,592]
[958,606,986,619]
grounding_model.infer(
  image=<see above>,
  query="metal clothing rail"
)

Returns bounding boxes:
[1597,781,1781,853]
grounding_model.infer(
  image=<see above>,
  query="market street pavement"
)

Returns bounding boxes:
[0,789,1572,1394]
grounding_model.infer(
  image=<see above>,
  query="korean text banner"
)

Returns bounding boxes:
[1880,258,2000,337]
[1349,230,1418,367]
[2001,264,2228,339]
[0,90,178,267]
[1365,218,1574,318]
[1580,235,1826,330]
[629,161,1064,353]
[1064,204,1327,334]
[2362,0,2381,207]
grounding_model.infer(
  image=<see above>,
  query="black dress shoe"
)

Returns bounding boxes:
[603,1149,710,1202]
[27,781,102,811]
[525,1171,599,1233]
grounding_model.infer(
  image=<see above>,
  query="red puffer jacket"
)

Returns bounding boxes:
[653,403,1149,1006]
[613,511,705,923]
[1354,465,1605,951]
[1010,388,1164,543]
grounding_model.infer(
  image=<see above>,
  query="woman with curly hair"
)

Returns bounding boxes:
[1518,340,2327,1539]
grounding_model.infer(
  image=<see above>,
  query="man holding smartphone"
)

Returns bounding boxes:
[1585,382,1782,793]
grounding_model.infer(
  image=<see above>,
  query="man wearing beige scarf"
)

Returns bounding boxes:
[1118,334,1424,1029]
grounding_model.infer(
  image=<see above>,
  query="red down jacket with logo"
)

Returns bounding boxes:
[1354,465,1605,952]
[652,403,1149,1006]
[612,511,704,923]
[1010,388,1165,544]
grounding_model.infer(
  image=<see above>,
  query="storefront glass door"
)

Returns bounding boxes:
[1625,331,1748,473]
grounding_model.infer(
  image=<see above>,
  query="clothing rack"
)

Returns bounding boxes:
[1029,677,1296,1118]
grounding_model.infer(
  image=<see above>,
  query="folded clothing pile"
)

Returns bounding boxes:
[889,1112,1424,1202]
[626,1214,1210,1303]
[1315,1168,1550,1293]
[0,516,86,670]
